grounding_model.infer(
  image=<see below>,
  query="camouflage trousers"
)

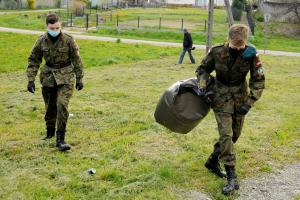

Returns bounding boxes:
[42,84,73,133]
[211,112,245,166]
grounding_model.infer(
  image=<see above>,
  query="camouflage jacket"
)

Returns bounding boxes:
[27,32,84,87]
[196,43,265,113]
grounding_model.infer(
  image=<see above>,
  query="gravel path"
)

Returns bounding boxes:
[236,163,300,200]
[0,27,300,57]
[184,163,300,200]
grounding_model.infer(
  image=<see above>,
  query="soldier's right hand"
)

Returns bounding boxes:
[76,82,83,91]
[27,81,35,93]
[198,87,206,96]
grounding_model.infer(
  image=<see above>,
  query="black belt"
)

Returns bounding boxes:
[216,77,245,86]
[46,61,71,69]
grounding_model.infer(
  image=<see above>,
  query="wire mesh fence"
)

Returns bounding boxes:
[56,10,213,34]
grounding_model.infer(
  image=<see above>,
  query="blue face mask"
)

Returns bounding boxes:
[47,29,60,37]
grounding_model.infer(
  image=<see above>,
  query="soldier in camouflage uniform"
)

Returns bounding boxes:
[196,24,265,195]
[27,14,84,151]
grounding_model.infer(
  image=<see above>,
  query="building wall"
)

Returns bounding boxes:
[195,0,232,7]
[260,1,300,23]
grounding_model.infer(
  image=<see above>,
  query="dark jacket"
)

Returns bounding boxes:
[183,32,193,48]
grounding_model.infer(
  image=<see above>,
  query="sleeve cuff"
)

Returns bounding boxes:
[246,96,256,106]
[76,77,83,83]
[28,77,35,82]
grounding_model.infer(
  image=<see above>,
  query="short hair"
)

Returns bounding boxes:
[46,13,59,25]
[228,24,249,47]
[183,28,188,33]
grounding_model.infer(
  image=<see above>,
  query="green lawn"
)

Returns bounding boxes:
[0,32,179,73]
[0,8,300,52]
[0,32,299,199]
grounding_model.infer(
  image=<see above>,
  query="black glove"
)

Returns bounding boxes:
[76,82,83,91]
[237,104,251,115]
[198,87,206,96]
[27,81,35,93]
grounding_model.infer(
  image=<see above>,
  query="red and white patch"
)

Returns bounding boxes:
[254,53,262,68]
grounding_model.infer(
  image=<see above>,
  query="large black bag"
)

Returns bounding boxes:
[154,77,213,134]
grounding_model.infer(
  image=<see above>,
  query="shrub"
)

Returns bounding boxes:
[231,0,245,21]
[27,0,36,9]
[253,10,264,22]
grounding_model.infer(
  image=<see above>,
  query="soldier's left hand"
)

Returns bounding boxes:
[237,104,251,115]
[27,81,35,93]
[76,82,84,91]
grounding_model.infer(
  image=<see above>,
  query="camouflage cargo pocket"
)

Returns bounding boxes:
[56,65,75,84]
[40,67,55,87]
[212,82,230,109]
[215,63,228,72]
[58,47,70,60]
[239,62,250,73]
[42,47,50,57]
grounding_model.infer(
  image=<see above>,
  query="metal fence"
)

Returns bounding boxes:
[57,10,210,33]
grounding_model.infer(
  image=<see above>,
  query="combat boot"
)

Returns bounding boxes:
[56,131,71,151]
[43,127,55,140]
[205,154,227,178]
[222,165,239,195]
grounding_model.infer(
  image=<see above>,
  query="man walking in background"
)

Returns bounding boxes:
[26,13,84,151]
[178,28,196,64]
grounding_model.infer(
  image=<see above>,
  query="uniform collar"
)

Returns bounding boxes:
[220,43,230,59]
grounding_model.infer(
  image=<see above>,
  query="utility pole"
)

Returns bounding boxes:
[206,0,214,52]
[224,0,234,26]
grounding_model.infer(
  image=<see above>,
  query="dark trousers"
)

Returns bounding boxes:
[178,48,195,64]
[42,84,73,133]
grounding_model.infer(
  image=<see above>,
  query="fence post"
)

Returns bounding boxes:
[96,5,98,13]
[86,14,89,30]
[110,11,112,21]
[70,13,73,27]
[96,14,99,28]
[204,20,207,32]
[117,15,119,28]
[181,18,183,31]
[138,16,140,29]
[159,17,161,30]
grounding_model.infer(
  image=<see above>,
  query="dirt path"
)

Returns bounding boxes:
[0,27,300,57]
[0,9,63,15]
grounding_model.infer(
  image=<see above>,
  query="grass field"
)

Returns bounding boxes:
[0,8,300,52]
[0,32,179,72]
[0,32,299,199]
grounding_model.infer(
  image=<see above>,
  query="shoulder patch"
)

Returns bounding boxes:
[254,53,262,68]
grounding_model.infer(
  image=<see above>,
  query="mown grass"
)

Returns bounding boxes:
[0,32,179,73]
[0,32,299,199]
[0,8,300,52]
